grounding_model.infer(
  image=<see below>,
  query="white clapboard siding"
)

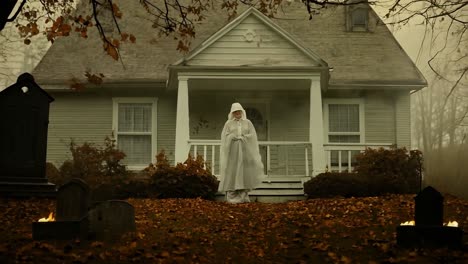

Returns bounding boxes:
[187,15,317,67]
[156,94,177,164]
[46,92,177,167]
[47,94,113,166]
[395,91,411,148]
[364,92,396,143]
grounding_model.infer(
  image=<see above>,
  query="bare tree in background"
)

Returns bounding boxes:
[384,0,467,89]
[0,26,25,86]
[387,0,468,197]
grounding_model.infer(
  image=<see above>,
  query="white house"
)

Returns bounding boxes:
[31,1,426,199]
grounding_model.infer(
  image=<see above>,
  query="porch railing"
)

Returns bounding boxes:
[188,140,312,177]
[188,141,393,176]
[323,143,394,172]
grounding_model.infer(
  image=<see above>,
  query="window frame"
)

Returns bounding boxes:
[323,98,365,144]
[112,97,158,170]
[346,5,369,32]
[351,8,368,31]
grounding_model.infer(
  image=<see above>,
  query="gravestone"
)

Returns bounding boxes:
[414,186,443,226]
[56,178,90,221]
[88,200,136,240]
[0,73,56,197]
[397,186,463,248]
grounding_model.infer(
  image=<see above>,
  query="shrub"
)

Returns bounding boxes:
[304,172,369,198]
[59,136,128,187]
[145,151,219,200]
[90,179,153,202]
[353,147,423,195]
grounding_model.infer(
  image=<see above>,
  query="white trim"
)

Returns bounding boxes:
[177,71,320,79]
[173,7,327,67]
[323,98,365,144]
[112,97,158,167]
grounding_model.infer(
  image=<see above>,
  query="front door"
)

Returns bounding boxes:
[241,102,269,175]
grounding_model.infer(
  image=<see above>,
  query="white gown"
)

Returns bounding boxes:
[218,118,265,194]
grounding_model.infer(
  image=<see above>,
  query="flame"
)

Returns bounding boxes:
[38,212,55,222]
[400,220,415,226]
[400,220,459,227]
[444,221,459,227]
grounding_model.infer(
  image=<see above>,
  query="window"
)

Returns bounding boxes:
[324,99,364,168]
[113,98,157,169]
[328,104,360,143]
[352,8,368,31]
[347,6,369,32]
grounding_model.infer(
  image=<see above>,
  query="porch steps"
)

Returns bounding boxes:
[216,176,311,203]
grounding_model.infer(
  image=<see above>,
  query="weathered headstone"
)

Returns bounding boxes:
[414,186,443,226]
[88,200,136,240]
[0,73,56,197]
[397,186,463,248]
[56,178,90,221]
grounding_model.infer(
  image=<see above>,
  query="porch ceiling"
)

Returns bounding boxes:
[189,79,311,91]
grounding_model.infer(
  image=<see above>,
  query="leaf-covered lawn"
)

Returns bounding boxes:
[1,194,467,263]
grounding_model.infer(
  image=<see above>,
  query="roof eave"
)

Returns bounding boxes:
[37,79,167,92]
[167,65,331,91]
[329,83,427,91]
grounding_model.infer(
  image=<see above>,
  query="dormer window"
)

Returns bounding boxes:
[352,8,368,30]
[347,6,369,32]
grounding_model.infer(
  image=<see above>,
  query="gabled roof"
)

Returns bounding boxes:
[32,0,426,88]
[174,7,327,67]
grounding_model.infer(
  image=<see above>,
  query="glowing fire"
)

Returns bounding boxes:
[400,220,415,226]
[400,220,458,227]
[444,221,459,227]
[38,212,55,222]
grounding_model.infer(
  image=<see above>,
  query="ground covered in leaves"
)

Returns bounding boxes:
[1,194,467,263]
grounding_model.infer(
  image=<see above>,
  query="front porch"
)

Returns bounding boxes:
[167,71,396,201]
[188,140,392,202]
[189,140,393,177]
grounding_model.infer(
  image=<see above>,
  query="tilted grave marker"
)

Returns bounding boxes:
[396,186,463,248]
[0,73,56,197]
[56,178,91,221]
[88,200,136,241]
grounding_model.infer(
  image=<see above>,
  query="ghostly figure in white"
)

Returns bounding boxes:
[218,102,265,203]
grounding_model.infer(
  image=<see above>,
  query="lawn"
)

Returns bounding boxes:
[1,194,467,263]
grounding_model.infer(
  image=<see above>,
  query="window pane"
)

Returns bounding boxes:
[329,104,359,132]
[329,135,360,143]
[330,150,361,168]
[118,103,152,132]
[352,9,367,26]
[118,135,152,165]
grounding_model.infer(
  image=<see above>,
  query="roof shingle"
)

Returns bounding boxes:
[32,0,426,87]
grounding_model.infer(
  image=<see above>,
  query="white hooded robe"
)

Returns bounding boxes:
[218,103,265,192]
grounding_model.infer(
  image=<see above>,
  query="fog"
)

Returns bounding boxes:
[0,1,466,199]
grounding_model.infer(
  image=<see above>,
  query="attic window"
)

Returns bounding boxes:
[348,7,369,32]
[21,87,29,93]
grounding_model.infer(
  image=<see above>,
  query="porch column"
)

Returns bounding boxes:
[309,77,326,175]
[174,76,190,165]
